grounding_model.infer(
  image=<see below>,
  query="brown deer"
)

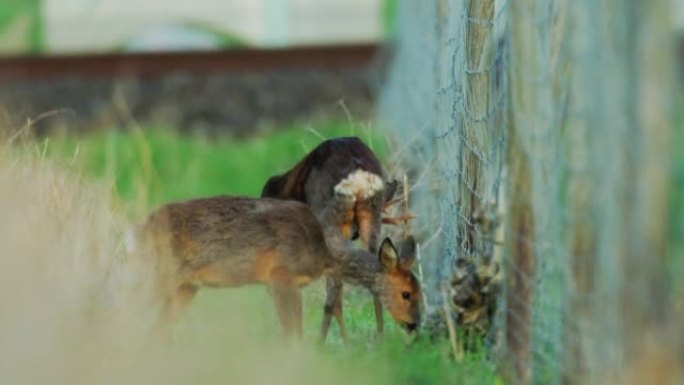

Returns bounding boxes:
[261,137,417,343]
[128,195,420,339]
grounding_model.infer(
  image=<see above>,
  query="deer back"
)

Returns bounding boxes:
[133,196,334,289]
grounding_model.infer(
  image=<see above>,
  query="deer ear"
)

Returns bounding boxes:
[384,179,399,203]
[399,236,417,270]
[378,237,399,270]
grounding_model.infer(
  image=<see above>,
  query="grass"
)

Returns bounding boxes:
[382,0,399,38]
[39,121,500,385]
[670,101,684,300]
[0,0,42,51]
[31,115,684,384]
[46,122,386,209]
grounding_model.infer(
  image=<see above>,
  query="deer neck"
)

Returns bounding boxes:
[324,230,383,294]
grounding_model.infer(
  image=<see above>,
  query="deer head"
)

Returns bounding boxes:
[375,236,422,333]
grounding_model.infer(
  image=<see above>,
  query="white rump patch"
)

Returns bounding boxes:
[333,169,384,200]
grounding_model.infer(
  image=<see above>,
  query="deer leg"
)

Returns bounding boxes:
[358,204,384,339]
[269,284,299,338]
[332,283,349,345]
[319,277,336,344]
[320,276,349,345]
[157,284,198,339]
[268,265,307,340]
[355,202,379,253]
[373,294,385,337]
[290,288,303,338]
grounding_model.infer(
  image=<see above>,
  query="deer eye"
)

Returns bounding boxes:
[401,291,411,300]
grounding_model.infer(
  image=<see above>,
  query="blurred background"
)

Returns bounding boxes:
[0,1,683,385]
[1,1,683,135]
[0,0,398,135]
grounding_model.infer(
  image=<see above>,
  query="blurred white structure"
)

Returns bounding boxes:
[43,0,383,53]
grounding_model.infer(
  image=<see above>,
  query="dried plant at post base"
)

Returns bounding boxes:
[425,204,503,349]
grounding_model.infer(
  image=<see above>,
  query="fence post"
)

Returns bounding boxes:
[622,0,673,350]
[460,0,495,254]
[503,114,534,385]
[505,0,538,383]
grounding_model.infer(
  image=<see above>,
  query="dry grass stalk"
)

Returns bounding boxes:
[441,285,464,363]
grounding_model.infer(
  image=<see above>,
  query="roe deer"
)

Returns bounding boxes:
[261,137,418,343]
[129,195,420,339]
[325,230,421,340]
[261,137,399,250]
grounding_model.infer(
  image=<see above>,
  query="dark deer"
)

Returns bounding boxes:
[261,137,417,343]
[128,195,420,339]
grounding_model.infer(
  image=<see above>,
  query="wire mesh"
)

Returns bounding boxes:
[379,0,677,384]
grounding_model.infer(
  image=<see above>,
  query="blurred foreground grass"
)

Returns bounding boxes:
[35,121,500,385]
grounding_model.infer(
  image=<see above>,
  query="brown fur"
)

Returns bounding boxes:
[325,236,421,337]
[261,137,397,251]
[260,137,416,344]
[133,195,419,339]
[133,196,334,337]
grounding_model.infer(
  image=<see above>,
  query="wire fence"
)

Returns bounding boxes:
[379,0,678,383]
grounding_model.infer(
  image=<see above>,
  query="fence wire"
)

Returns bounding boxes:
[379,0,678,384]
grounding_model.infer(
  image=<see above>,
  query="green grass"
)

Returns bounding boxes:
[0,0,42,51]
[45,122,389,216]
[382,0,399,38]
[670,101,684,300]
[42,122,499,385]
